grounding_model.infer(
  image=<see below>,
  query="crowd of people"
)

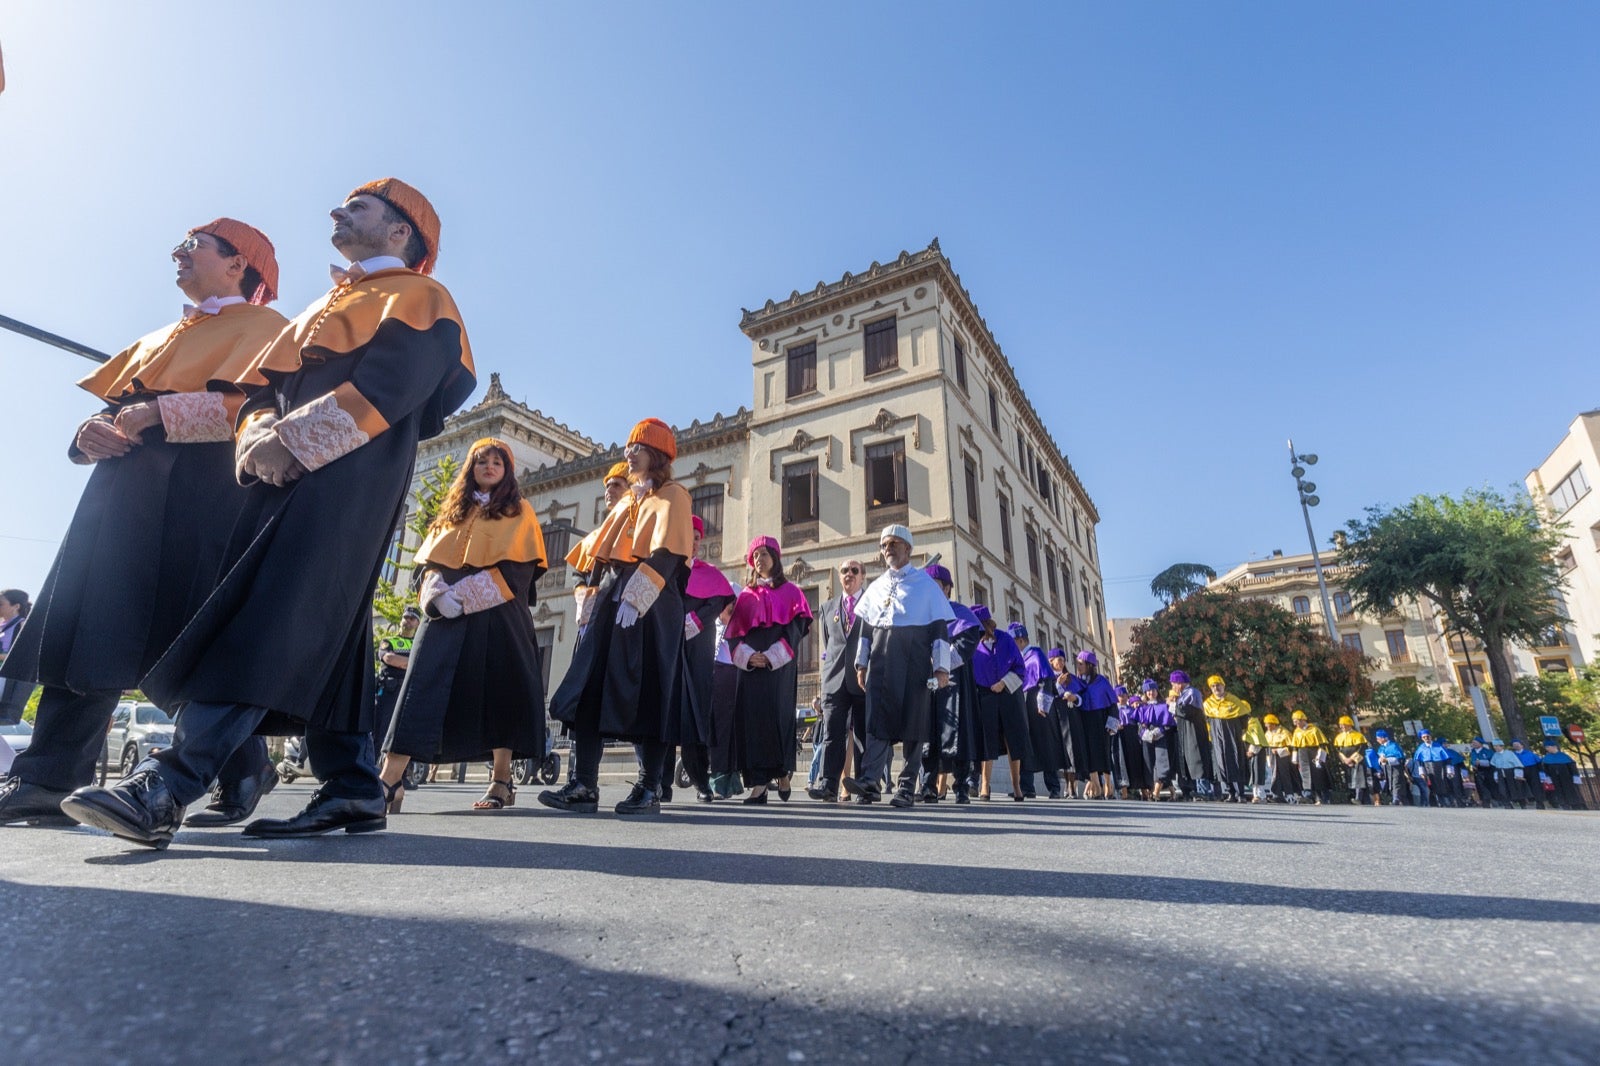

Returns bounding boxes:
[0,176,1589,850]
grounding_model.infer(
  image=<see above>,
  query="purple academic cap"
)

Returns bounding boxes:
[1077,650,1097,665]
[970,604,991,623]
[1169,670,1189,684]
[924,563,952,585]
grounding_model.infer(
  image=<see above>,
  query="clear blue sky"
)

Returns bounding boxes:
[2,2,1596,618]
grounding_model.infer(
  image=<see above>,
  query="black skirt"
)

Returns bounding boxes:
[384,560,545,763]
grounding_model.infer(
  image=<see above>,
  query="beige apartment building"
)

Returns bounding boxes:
[1527,410,1600,672]
[1209,548,1578,695]
[397,240,1110,703]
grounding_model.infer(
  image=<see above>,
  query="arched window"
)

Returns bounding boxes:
[1292,596,1310,615]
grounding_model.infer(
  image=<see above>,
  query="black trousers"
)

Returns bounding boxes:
[576,727,666,791]
[151,700,377,806]
[10,685,119,792]
[1384,762,1410,805]
[818,688,867,788]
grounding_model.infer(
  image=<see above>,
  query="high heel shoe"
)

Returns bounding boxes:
[382,779,405,814]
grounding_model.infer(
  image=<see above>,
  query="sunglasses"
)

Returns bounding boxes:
[841,567,861,575]
[171,235,223,256]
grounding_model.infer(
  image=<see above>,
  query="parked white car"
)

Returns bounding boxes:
[104,701,175,777]
[0,719,32,773]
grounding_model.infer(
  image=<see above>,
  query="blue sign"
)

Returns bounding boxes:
[1540,716,1563,737]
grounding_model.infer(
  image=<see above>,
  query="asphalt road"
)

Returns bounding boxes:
[4,777,1597,1065]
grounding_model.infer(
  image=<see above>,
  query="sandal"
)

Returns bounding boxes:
[382,779,405,814]
[473,779,515,810]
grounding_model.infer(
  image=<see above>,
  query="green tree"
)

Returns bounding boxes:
[1356,679,1480,748]
[1149,563,1217,606]
[1337,487,1567,744]
[371,454,458,629]
[1120,590,1372,719]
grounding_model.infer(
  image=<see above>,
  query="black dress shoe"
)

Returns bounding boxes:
[0,776,76,827]
[695,789,716,803]
[185,760,279,827]
[805,783,837,802]
[658,785,673,804]
[853,790,880,805]
[615,784,661,816]
[953,789,971,805]
[919,789,939,804]
[241,787,385,838]
[742,790,768,805]
[537,780,600,813]
[841,776,872,799]
[889,790,916,808]
[60,767,186,849]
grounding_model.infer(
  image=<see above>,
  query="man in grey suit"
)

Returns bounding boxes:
[807,559,868,802]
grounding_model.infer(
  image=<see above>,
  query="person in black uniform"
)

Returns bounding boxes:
[372,607,419,759]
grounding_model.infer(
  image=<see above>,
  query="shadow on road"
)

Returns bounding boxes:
[77,831,1600,924]
[3,879,1595,1065]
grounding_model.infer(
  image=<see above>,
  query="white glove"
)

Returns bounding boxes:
[617,602,640,629]
[684,613,702,640]
[434,590,464,619]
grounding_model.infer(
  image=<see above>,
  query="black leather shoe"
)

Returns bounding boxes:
[853,790,880,805]
[60,767,186,849]
[919,789,939,804]
[841,776,871,799]
[953,789,971,805]
[742,790,768,805]
[0,776,76,827]
[241,787,385,838]
[185,760,279,827]
[806,784,838,803]
[615,784,661,816]
[538,780,600,813]
[889,790,916,808]
[695,789,716,803]
[659,785,673,804]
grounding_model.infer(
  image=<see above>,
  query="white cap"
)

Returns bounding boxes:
[879,524,913,549]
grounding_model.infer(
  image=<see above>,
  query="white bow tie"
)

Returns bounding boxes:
[181,298,226,320]
[329,261,369,286]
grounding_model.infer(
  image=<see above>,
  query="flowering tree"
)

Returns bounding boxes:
[1120,590,1372,719]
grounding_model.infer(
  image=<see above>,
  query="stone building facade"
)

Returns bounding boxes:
[401,240,1110,706]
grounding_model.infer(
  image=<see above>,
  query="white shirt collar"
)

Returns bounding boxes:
[353,255,407,274]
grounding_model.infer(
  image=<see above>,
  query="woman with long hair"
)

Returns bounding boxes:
[725,537,813,804]
[544,418,695,816]
[378,437,548,812]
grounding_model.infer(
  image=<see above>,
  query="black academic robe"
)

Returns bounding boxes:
[728,616,812,779]
[670,586,736,747]
[143,311,473,733]
[550,549,689,743]
[932,623,984,769]
[1023,674,1067,777]
[383,559,545,763]
[3,419,245,695]
[860,621,946,745]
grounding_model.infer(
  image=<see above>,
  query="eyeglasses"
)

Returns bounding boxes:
[622,443,644,458]
[172,235,210,256]
[840,567,861,575]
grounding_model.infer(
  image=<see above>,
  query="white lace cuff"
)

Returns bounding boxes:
[731,642,756,671]
[158,392,232,443]
[620,563,664,618]
[453,569,513,614]
[574,585,597,627]
[275,392,370,472]
[764,640,794,670]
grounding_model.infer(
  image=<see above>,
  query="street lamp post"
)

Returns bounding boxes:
[1288,440,1339,643]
